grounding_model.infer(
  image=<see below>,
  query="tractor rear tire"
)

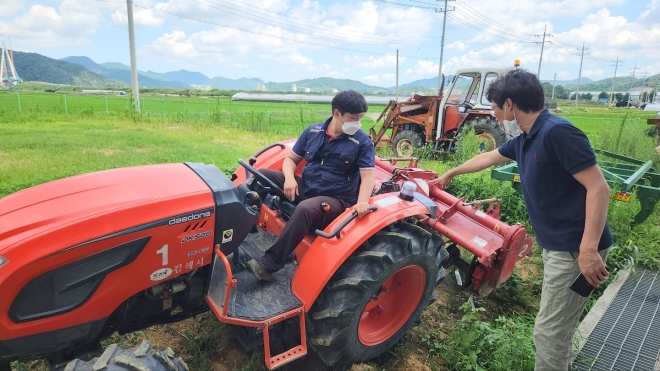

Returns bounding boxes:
[459,116,508,153]
[64,341,188,371]
[307,221,449,370]
[392,130,424,157]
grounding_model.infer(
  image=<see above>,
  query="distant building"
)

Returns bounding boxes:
[256,83,267,92]
[191,84,211,90]
[628,86,653,102]
[331,88,339,93]
[304,87,311,93]
[81,90,127,95]
[292,84,297,92]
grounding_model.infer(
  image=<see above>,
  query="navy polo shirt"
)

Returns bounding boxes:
[291,117,375,206]
[498,109,613,252]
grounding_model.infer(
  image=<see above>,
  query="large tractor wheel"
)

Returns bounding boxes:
[64,341,188,371]
[307,221,449,370]
[392,130,424,157]
[458,116,508,154]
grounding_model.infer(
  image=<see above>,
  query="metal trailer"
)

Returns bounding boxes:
[490,149,660,225]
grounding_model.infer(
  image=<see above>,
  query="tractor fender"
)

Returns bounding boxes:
[291,193,433,311]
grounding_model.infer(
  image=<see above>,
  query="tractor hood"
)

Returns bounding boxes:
[0,164,213,254]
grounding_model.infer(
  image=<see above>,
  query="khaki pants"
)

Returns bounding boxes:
[533,248,609,371]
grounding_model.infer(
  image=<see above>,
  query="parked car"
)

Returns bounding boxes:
[615,100,638,108]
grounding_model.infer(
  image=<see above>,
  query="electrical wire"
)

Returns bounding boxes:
[194,0,445,44]
[96,0,447,60]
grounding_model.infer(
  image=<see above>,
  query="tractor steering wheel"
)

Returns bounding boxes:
[463,100,474,110]
[238,159,287,199]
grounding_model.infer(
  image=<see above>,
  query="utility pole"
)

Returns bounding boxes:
[127,0,140,113]
[609,56,622,105]
[551,73,556,100]
[575,42,588,107]
[627,64,639,108]
[534,25,553,77]
[640,70,649,104]
[436,0,455,95]
[395,49,399,103]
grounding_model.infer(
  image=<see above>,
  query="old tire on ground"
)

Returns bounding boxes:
[458,116,508,153]
[392,130,424,157]
[64,340,188,371]
[307,221,449,370]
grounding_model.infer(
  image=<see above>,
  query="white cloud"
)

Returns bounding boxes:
[0,0,23,17]
[0,0,103,47]
[581,69,605,79]
[141,30,199,60]
[556,71,572,80]
[343,54,403,69]
[111,9,164,27]
[363,74,379,83]
[406,60,439,76]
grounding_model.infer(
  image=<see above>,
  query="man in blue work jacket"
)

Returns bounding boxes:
[435,69,612,371]
[247,90,375,281]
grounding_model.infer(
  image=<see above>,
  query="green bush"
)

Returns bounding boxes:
[438,298,536,371]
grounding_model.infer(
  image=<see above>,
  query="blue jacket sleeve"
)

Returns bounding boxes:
[291,126,310,158]
[357,137,375,170]
[497,136,517,161]
[546,123,596,175]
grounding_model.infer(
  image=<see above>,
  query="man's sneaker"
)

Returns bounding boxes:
[246,259,272,281]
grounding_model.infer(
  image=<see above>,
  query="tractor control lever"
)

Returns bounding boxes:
[315,205,378,239]
[320,202,330,228]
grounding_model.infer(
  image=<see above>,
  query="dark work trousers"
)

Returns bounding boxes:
[258,169,347,273]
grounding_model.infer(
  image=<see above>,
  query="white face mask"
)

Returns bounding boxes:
[502,105,523,137]
[341,118,361,135]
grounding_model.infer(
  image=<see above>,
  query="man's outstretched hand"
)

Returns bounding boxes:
[431,172,454,189]
[354,202,371,218]
[578,250,609,287]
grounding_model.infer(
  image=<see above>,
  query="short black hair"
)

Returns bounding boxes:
[332,90,368,115]
[486,69,545,112]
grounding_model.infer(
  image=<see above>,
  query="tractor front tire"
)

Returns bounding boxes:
[392,130,424,157]
[64,341,188,371]
[460,116,508,153]
[307,221,448,370]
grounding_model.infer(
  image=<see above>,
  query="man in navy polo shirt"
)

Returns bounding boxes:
[246,90,375,281]
[436,69,612,370]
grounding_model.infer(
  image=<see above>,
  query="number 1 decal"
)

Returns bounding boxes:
[157,244,169,266]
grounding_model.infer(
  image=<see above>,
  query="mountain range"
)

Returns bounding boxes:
[8,51,659,93]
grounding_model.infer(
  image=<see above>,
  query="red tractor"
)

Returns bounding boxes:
[0,141,532,370]
[370,66,517,157]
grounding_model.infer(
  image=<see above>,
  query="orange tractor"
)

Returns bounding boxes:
[370,67,513,157]
[0,141,532,370]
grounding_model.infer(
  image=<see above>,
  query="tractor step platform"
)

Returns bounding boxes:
[228,230,302,321]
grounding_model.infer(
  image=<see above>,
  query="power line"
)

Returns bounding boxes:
[454,0,535,38]
[446,13,533,44]
[94,0,446,60]
[452,7,533,41]
[189,0,441,47]
[627,63,639,108]
[371,0,437,10]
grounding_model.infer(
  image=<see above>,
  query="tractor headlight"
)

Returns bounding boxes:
[0,255,7,269]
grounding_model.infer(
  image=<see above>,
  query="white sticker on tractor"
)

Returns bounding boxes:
[222,229,234,243]
[375,196,400,208]
[472,236,488,248]
[150,268,173,281]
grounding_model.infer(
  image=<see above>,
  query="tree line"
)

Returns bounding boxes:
[541,82,656,103]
